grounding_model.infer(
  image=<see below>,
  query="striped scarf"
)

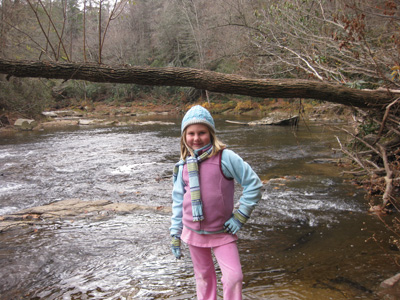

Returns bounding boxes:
[173,144,213,222]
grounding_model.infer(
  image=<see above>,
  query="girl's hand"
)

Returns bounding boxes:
[171,235,182,259]
[224,210,249,234]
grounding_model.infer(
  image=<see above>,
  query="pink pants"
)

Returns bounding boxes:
[188,242,243,300]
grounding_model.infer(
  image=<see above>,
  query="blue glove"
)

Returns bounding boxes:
[224,210,249,234]
[171,235,182,259]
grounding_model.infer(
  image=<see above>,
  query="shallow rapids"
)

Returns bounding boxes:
[0,115,396,299]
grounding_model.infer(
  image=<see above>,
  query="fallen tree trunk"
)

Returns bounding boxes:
[0,58,399,109]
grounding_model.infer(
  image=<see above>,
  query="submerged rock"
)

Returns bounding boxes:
[379,273,400,299]
[0,199,171,232]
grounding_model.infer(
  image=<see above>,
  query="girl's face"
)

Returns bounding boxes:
[185,124,211,150]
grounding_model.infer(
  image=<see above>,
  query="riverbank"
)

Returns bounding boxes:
[0,99,355,133]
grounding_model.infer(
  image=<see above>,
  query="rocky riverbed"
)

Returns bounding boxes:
[0,199,171,233]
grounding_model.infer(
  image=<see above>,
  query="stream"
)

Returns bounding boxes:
[0,114,397,299]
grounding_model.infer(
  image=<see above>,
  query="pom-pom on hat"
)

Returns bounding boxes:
[181,105,215,134]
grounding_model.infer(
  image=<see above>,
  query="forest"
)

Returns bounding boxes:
[1,0,400,110]
[0,0,399,260]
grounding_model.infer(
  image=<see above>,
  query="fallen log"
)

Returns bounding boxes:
[225,120,249,125]
[226,114,299,126]
[0,58,399,109]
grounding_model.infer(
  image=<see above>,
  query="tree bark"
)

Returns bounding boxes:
[0,58,398,109]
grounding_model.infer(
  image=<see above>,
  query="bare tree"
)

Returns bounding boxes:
[26,0,70,61]
[96,0,129,64]
[220,0,400,89]
[178,0,211,102]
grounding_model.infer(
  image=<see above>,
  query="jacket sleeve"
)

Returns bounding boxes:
[170,164,185,237]
[221,149,263,217]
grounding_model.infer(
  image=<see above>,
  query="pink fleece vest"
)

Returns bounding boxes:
[182,150,235,232]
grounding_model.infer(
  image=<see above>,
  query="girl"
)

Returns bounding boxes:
[170,105,262,300]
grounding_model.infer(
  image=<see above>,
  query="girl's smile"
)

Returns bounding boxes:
[185,124,211,150]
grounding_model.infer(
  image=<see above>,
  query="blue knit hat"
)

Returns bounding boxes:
[181,105,215,133]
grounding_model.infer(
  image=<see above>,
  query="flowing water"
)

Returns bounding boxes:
[0,115,397,299]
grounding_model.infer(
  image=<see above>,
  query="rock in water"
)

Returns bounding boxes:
[14,119,38,130]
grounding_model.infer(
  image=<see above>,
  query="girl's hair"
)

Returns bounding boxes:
[180,125,226,160]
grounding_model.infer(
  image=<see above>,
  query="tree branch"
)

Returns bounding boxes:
[379,144,395,208]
